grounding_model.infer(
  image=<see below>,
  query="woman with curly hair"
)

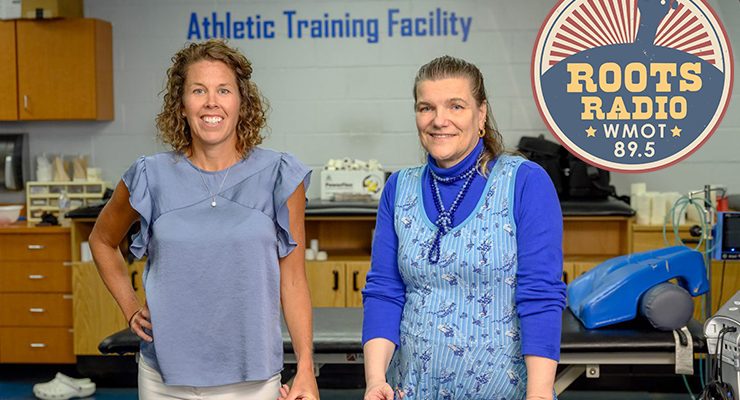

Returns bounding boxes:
[89,39,318,400]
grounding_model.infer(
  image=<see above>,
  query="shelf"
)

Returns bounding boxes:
[631,224,693,232]
[317,249,371,262]
[26,181,108,223]
[28,194,104,198]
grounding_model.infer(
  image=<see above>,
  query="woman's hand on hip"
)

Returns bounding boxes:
[128,303,152,342]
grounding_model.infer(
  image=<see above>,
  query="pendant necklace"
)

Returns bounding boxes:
[197,164,233,207]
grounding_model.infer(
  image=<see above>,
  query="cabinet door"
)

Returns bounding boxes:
[16,19,112,120]
[345,262,370,308]
[0,21,17,120]
[563,219,628,258]
[572,262,599,280]
[72,260,145,355]
[714,261,740,309]
[305,261,346,307]
[693,260,740,321]
[562,262,575,285]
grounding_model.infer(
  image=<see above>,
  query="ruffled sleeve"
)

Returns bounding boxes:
[121,157,153,259]
[273,152,312,258]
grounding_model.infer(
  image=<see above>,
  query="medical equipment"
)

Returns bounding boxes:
[703,291,740,399]
[713,212,740,261]
[568,246,709,329]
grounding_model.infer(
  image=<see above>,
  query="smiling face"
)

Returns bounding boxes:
[415,77,487,169]
[182,60,241,153]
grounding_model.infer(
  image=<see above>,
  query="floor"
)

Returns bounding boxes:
[0,364,700,399]
[0,385,701,400]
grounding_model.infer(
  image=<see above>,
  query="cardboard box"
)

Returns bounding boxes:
[320,170,385,201]
[0,0,21,20]
[22,0,82,19]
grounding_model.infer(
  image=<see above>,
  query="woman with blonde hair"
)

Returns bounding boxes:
[90,39,318,400]
[362,56,566,399]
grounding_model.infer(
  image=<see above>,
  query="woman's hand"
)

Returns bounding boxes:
[364,381,398,400]
[362,339,398,400]
[128,303,152,342]
[277,369,319,400]
[524,355,557,400]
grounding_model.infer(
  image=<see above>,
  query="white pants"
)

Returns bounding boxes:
[138,359,281,400]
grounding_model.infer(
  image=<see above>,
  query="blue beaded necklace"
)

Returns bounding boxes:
[427,162,478,264]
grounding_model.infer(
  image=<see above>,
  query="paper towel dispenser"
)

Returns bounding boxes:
[0,133,29,191]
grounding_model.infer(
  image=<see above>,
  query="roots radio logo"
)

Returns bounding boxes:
[532,0,733,172]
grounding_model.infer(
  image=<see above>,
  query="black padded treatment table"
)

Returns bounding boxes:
[100,307,704,395]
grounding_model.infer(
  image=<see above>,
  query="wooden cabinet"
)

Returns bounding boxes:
[304,216,374,308]
[0,18,113,121]
[72,260,145,356]
[563,216,632,261]
[306,260,370,308]
[0,226,74,363]
[345,261,371,307]
[630,224,696,253]
[0,21,18,120]
[306,261,345,308]
[0,328,74,364]
[304,215,632,304]
[305,216,375,257]
[69,218,145,356]
[562,261,600,285]
[560,216,632,284]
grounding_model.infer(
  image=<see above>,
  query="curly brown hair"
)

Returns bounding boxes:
[155,39,268,157]
[413,56,504,175]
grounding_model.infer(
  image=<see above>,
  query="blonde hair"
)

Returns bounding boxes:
[155,39,268,157]
[413,56,504,175]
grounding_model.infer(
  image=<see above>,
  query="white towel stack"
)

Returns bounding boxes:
[631,183,687,226]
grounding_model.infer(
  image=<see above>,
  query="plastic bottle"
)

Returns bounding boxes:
[58,189,71,225]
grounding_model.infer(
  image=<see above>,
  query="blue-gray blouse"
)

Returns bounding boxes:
[122,148,311,387]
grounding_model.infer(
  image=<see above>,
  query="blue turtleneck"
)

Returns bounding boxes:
[363,139,566,361]
[424,139,488,227]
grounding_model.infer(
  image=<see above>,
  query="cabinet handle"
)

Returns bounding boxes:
[23,95,28,110]
[332,270,339,291]
[131,270,139,291]
[27,244,45,250]
[29,308,45,313]
[30,343,47,348]
[353,271,360,292]
[28,274,46,280]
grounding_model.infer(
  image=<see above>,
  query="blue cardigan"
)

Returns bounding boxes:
[362,140,567,361]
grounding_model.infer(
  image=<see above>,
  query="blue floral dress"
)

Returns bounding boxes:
[388,155,527,399]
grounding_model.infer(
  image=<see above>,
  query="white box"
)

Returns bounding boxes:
[0,0,21,19]
[21,0,83,19]
[320,170,385,201]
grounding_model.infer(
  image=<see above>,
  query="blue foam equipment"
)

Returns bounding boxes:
[568,246,709,329]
